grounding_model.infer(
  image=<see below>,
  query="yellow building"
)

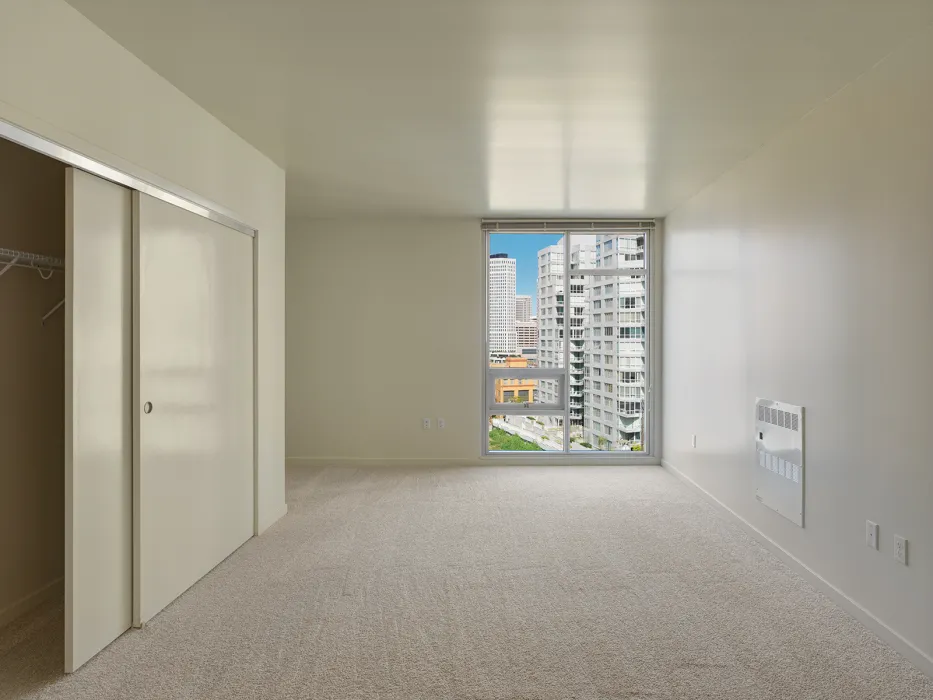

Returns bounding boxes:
[490,356,537,404]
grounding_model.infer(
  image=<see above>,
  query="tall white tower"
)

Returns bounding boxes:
[488,254,517,355]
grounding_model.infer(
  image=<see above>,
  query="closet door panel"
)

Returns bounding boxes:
[64,168,133,673]
[134,193,254,625]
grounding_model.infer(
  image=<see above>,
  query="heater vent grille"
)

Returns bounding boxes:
[758,405,799,432]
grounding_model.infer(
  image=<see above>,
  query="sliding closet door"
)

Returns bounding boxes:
[133,193,254,625]
[64,168,132,672]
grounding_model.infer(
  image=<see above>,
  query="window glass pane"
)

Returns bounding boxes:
[488,233,563,369]
[572,233,647,271]
[489,370,560,408]
[488,415,563,452]
[486,228,649,455]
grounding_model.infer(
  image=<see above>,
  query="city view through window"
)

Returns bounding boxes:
[487,231,648,453]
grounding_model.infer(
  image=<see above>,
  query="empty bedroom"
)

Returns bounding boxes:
[0,0,932,698]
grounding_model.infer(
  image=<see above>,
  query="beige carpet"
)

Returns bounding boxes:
[2,465,932,699]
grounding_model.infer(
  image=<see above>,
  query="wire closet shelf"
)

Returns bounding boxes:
[0,246,65,275]
[0,246,66,323]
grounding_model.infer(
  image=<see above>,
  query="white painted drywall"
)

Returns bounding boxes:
[0,139,65,628]
[286,218,483,463]
[662,24,933,668]
[0,0,286,532]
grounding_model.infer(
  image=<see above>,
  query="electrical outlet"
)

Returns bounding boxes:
[422,418,431,430]
[894,535,908,565]
[691,434,697,448]
[437,418,446,429]
[866,520,879,550]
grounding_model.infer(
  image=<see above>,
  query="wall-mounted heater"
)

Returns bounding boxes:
[755,399,805,527]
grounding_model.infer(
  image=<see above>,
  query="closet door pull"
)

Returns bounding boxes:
[143,402,153,414]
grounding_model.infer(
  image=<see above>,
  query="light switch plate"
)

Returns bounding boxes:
[866,520,879,550]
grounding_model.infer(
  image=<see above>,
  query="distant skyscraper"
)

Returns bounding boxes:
[488,254,517,355]
[515,295,532,322]
[516,320,539,351]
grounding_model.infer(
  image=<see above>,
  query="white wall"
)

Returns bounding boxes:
[662,24,933,671]
[0,140,65,626]
[0,0,286,532]
[286,218,483,463]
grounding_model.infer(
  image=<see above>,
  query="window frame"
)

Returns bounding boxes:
[482,220,658,460]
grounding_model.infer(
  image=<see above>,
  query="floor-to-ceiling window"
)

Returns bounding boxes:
[483,221,655,456]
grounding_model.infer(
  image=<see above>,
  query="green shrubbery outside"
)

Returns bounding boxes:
[489,428,543,451]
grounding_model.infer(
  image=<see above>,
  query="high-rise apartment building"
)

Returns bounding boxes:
[533,235,645,447]
[536,245,562,406]
[568,243,597,428]
[488,253,517,355]
[582,234,647,449]
[515,295,532,322]
[536,240,596,427]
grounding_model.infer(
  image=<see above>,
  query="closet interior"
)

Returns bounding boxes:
[0,137,67,682]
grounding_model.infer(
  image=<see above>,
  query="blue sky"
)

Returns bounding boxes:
[489,234,562,314]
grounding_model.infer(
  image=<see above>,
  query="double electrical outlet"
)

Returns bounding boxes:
[865,520,908,566]
[422,418,445,430]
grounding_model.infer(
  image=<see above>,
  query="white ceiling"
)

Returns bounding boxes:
[66,0,933,218]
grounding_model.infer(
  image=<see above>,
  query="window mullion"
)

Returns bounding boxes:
[563,232,571,453]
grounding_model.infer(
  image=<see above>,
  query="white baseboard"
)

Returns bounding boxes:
[288,457,483,469]
[287,456,662,469]
[661,459,933,680]
[0,577,63,630]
